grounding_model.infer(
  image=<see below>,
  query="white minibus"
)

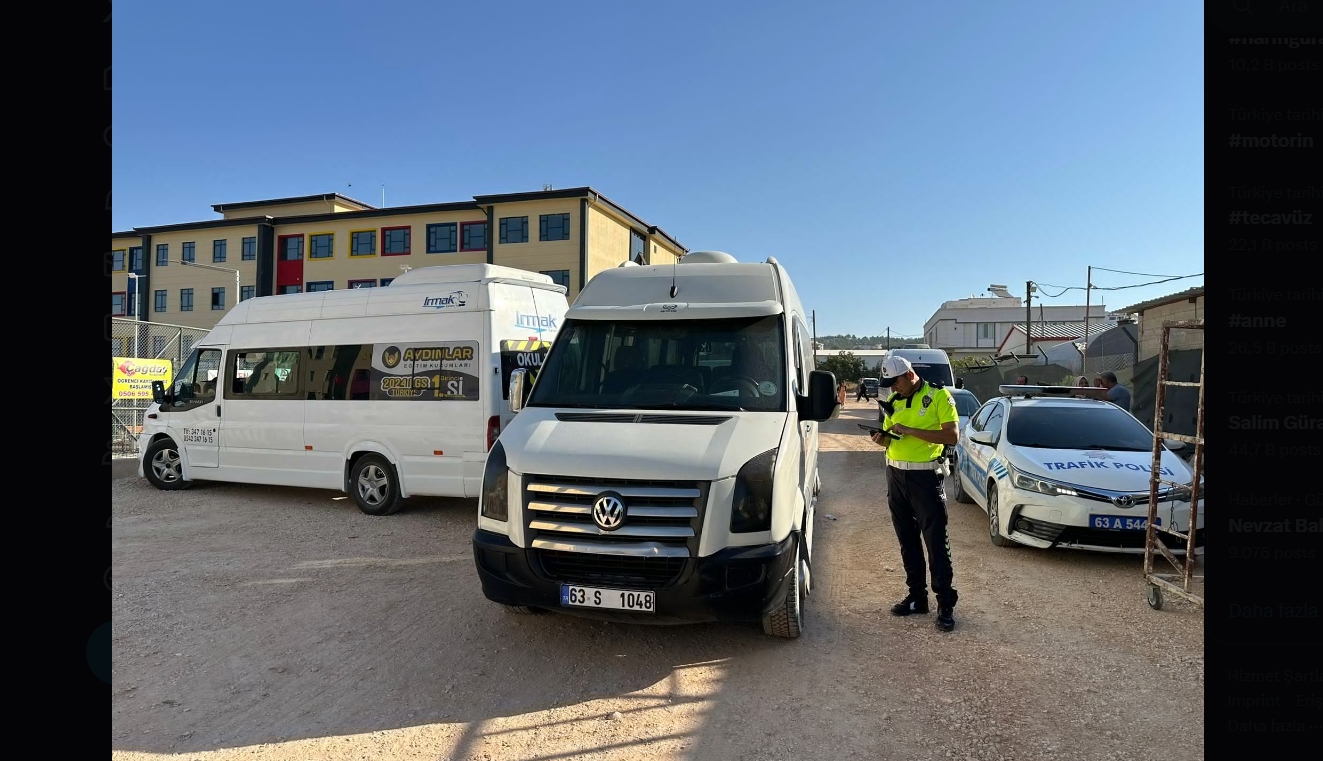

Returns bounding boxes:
[473,251,841,638]
[137,264,569,515]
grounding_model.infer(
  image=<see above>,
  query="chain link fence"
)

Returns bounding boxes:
[111,318,210,458]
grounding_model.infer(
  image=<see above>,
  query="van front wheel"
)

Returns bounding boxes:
[350,455,403,516]
[144,439,190,491]
[761,540,805,639]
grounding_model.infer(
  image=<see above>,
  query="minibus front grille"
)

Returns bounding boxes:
[523,474,708,564]
[536,550,686,589]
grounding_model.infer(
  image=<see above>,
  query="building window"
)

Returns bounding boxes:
[279,285,301,295]
[128,246,144,273]
[427,223,457,253]
[111,249,125,271]
[382,226,411,256]
[460,221,487,252]
[182,242,195,263]
[111,292,126,316]
[180,288,194,312]
[212,287,226,310]
[154,289,167,312]
[240,285,255,302]
[380,278,393,287]
[499,216,528,244]
[242,236,256,261]
[539,213,570,241]
[977,322,996,340]
[306,281,334,292]
[348,279,376,289]
[630,230,646,264]
[350,230,376,257]
[279,235,303,261]
[309,233,334,259]
[213,239,227,263]
[156,243,169,267]
[541,270,571,288]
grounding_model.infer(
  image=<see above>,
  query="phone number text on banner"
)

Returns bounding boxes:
[112,357,174,400]
[370,342,481,401]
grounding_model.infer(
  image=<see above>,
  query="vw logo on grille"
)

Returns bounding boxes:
[1113,494,1134,508]
[593,493,626,531]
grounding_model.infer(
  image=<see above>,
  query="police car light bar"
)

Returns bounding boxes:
[998,384,1111,401]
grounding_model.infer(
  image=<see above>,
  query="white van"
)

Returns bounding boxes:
[884,347,955,388]
[137,264,570,515]
[473,251,841,638]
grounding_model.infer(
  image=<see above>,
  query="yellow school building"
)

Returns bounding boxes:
[111,187,686,331]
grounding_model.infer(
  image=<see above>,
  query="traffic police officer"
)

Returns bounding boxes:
[870,355,961,632]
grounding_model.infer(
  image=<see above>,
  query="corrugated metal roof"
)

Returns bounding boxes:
[1006,322,1091,339]
[1118,286,1204,315]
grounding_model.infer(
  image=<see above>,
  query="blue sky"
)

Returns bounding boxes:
[113,1,1204,336]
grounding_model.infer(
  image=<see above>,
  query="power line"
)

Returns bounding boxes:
[1090,266,1187,278]
[1033,272,1203,298]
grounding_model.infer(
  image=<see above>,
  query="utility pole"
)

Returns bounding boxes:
[1082,266,1092,374]
[1025,281,1034,357]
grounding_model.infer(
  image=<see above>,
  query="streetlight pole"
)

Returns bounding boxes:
[1082,266,1092,375]
[126,272,141,357]
[180,260,241,309]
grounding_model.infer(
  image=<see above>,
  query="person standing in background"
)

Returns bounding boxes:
[1098,371,1132,413]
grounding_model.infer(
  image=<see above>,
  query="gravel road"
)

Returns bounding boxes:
[111,399,1204,760]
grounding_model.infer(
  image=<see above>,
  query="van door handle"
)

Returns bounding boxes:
[216,405,221,417]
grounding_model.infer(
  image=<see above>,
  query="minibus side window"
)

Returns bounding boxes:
[305,344,373,401]
[227,349,302,398]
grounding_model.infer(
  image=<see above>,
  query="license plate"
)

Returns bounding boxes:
[1089,515,1160,531]
[560,584,655,612]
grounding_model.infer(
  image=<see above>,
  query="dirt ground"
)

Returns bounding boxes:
[111,399,1204,761]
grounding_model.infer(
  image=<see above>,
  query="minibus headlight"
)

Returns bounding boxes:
[480,441,509,521]
[731,448,777,533]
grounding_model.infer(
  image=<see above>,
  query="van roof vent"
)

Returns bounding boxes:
[680,250,738,264]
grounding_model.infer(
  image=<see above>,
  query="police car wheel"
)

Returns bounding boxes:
[987,483,1012,547]
[144,438,191,491]
[951,456,973,504]
[503,605,542,614]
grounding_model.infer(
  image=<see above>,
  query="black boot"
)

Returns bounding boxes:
[891,592,929,616]
[936,606,955,631]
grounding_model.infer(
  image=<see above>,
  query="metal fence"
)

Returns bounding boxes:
[111,318,211,457]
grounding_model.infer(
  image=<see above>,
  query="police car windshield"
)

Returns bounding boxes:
[1006,405,1152,451]
[528,316,787,412]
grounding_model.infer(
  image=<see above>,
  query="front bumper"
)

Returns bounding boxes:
[1006,494,1205,553]
[472,529,798,625]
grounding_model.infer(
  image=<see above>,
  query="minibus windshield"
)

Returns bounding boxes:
[529,315,787,412]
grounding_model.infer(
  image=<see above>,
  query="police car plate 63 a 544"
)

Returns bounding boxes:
[561,584,655,612]
[1089,515,1161,531]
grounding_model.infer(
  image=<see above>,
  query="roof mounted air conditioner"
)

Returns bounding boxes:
[680,250,738,264]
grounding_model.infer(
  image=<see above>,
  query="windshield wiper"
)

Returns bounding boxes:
[631,403,748,412]
[528,401,604,409]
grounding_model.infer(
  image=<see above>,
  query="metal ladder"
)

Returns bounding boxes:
[1143,320,1204,610]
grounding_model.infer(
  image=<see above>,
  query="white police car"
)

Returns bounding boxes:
[950,385,1204,553]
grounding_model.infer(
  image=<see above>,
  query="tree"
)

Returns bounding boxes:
[818,351,867,383]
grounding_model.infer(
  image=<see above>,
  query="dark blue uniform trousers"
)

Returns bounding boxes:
[886,466,959,608]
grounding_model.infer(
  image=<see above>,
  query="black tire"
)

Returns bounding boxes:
[987,482,1012,547]
[762,538,805,639]
[1147,585,1163,610]
[349,455,403,516]
[143,438,190,491]
[951,454,973,504]
[502,605,541,614]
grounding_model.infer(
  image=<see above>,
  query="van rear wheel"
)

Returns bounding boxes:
[350,455,402,516]
[144,439,190,491]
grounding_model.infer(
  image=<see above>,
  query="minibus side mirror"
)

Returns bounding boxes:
[151,380,167,406]
[508,369,531,413]
[799,370,840,422]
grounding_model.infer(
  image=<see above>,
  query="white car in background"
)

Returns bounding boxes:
[950,385,1204,553]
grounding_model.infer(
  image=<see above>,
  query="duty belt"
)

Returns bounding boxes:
[887,458,943,471]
